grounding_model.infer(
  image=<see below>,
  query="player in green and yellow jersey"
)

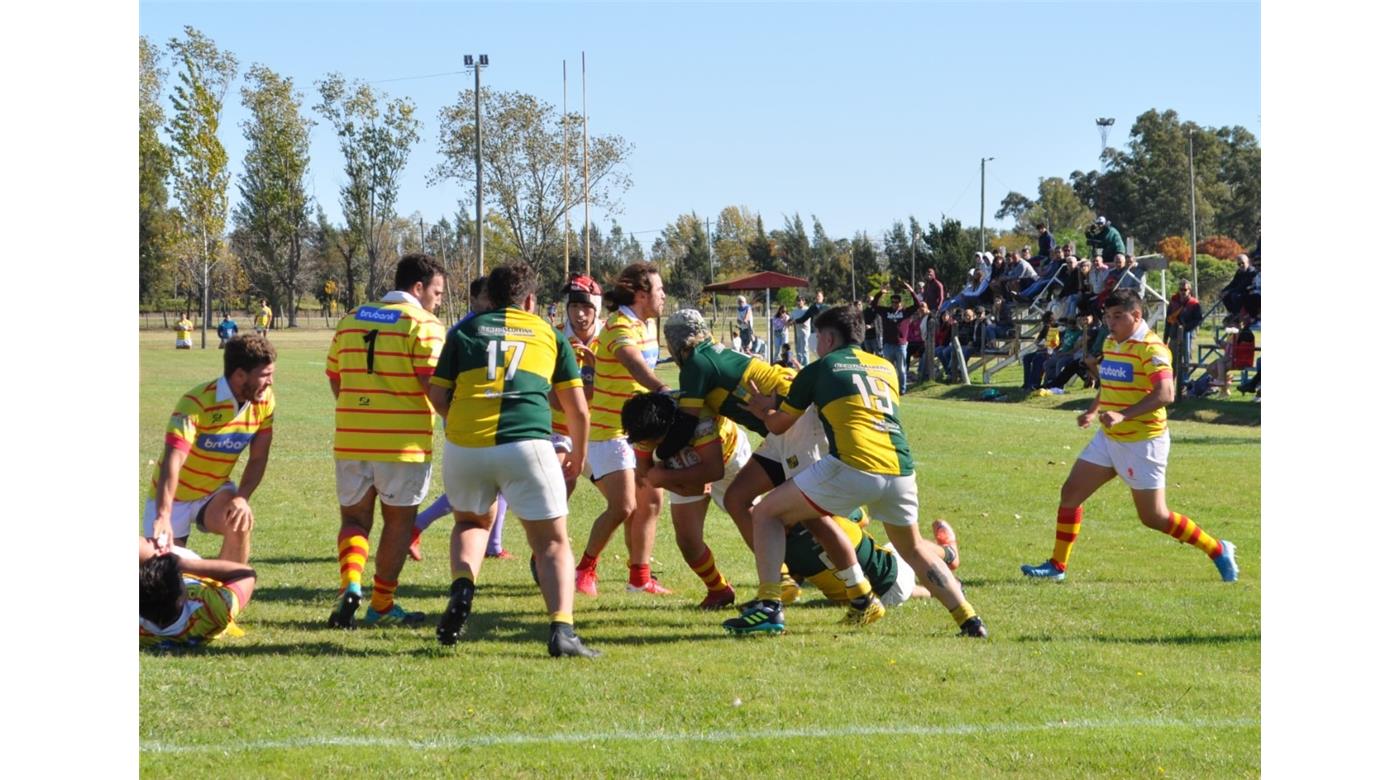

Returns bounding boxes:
[574,263,674,598]
[1022,289,1239,584]
[663,308,879,613]
[144,335,276,564]
[325,254,446,629]
[726,305,987,638]
[139,537,257,647]
[621,391,751,610]
[427,262,598,658]
[784,513,944,610]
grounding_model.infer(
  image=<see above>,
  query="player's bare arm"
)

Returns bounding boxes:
[1099,373,1174,429]
[224,428,272,532]
[648,439,725,493]
[556,384,589,482]
[427,384,452,419]
[151,442,189,552]
[614,343,670,393]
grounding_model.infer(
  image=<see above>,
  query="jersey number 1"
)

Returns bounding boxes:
[487,340,527,381]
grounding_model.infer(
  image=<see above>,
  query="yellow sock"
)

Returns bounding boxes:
[550,611,573,625]
[756,581,784,602]
[369,575,397,613]
[1051,506,1082,572]
[1165,512,1224,558]
[949,602,976,625]
[337,530,369,591]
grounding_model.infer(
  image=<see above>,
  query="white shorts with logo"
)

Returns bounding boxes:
[754,405,827,481]
[335,460,433,507]
[1078,429,1170,491]
[142,482,236,538]
[793,456,920,527]
[668,427,753,507]
[444,439,568,521]
[878,544,918,608]
[587,436,637,480]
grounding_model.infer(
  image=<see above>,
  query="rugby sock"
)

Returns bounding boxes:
[337,528,369,593]
[369,575,398,613]
[415,493,453,532]
[550,610,573,626]
[1050,506,1083,572]
[1164,512,1224,559]
[835,563,874,602]
[629,563,652,588]
[755,581,784,603]
[687,546,730,592]
[577,552,599,573]
[949,602,977,625]
[484,495,507,555]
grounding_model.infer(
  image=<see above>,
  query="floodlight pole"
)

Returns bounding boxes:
[1189,130,1199,293]
[464,54,489,278]
[979,157,994,252]
[563,59,570,281]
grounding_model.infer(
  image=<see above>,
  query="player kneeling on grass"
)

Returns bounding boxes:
[622,392,751,610]
[427,261,599,658]
[726,305,987,638]
[1022,289,1239,584]
[139,537,257,648]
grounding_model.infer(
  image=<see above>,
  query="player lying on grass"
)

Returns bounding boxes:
[727,305,987,638]
[621,391,752,610]
[1021,289,1239,584]
[661,308,876,608]
[427,262,599,658]
[139,536,257,648]
[781,513,953,610]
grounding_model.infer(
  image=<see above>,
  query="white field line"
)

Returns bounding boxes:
[142,715,1258,754]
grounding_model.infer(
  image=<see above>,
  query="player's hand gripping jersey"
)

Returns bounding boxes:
[677,339,797,435]
[779,345,913,476]
[431,307,583,447]
[551,322,600,437]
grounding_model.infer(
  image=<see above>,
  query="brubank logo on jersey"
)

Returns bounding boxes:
[355,307,402,325]
[1099,359,1134,383]
[197,432,255,453]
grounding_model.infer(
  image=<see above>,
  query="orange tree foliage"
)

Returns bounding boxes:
[1197,235,1245,262]
[1157,235,1193,264]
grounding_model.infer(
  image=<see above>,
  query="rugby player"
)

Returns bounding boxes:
[428,262,598,658]
[139,537,257,647]
[621,392,750,609]
[574,263,673,597]
[725,305,988,638]
[325,254,446,628]
[661,308,878,615]
[550,273,605,497]
[143,334,276,564]
[1022,289,1239,583]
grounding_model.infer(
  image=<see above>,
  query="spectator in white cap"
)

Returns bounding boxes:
[1085,215,1126,261]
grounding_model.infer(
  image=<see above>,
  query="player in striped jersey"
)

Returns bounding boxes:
[621,392,750,609]
[326,254,446,629]
[428,262,598,657]
[139,537,257,647]
[575,263,674,597]
[726,305,987,638]
[144,335,276,564]
[551,273,604,496]
[1022,290,1239,584]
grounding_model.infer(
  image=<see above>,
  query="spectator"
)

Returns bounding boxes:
[995,250,1038,299]
[870,283,920,394]
[1044,312,1101,390]
[861,295,883,354]
[216,314,238,349]
[775,342,800,370]
[1087,249,1111,296]
[1016,249,1067,306]
[729,329,743,351]
[1035,223,1057,265]
[929,310,955,381]
[1093,254,1135,310]
[921,267,945,313]
[790,296,811,364]
[770,304,790,363]
[1053,255,1084,321]
[736,295,754,350]
[985,296,1016,343]
[907,299,930,382]
[1221,254,1258,316]
[1021,311,1059,389]
[1084,216,1126,262]
[1207,313,1257,396]
[940,307,980,382]
[1042,313,1087,387]
[1164,280,1204,369]
[941,268,991,313]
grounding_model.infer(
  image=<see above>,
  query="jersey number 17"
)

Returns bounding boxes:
[487,340,527,381]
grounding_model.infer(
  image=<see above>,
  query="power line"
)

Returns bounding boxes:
[368,69,468,85]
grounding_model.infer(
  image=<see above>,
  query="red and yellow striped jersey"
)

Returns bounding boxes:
[551,321,601,436]
[151,377,274,502]
[1096,322,1172,442]
[138,574,244,647]
[590,307,658,442]
[634,412,743,468]
[326,293,445,462]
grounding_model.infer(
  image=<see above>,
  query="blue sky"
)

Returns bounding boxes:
[139,1,1261,243]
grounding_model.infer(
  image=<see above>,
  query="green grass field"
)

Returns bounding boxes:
[138,329,1260,778]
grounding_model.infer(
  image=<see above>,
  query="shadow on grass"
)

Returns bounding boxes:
[144,642,403,658]
[250,555,332,565]
[1012,632,1260,645]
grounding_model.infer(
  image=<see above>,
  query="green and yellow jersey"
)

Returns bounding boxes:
[138,574,244,647]
[431,306,583,448]
[779,345,913,476]
[785,514,899,601]
[151,377,274,502]
[1096,321,1172,442]
[325,294,445,462]
[677,339,796,435]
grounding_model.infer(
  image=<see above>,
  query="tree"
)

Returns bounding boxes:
[140,36,179,306]
[1157,235,1193,265]
[233,64,314,326]
[851,232,882,298]
[432,88,634,280]
[774,213,811,281]
[314,73,420,302]
[653,213,709,305]
[994,191,1033,223]
[166,26,239,345]
[712,205,758,280]
[747,214,775,273]
[1197,235,1245,262]
[921,217,978,293]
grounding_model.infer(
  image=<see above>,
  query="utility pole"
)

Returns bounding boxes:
[562,59,570,282]
[582,51,590,277]
[464,54,489,277]
[979,157,994,252]
[1189,129,1199,294]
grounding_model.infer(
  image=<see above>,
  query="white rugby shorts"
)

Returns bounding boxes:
[794,456,920,527]
[1078,429,1170,491]
[142,482,236,538]
[587,436,637,480]
[754,405,827,481]
[444,439,568,521]
[334,460,433,507]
